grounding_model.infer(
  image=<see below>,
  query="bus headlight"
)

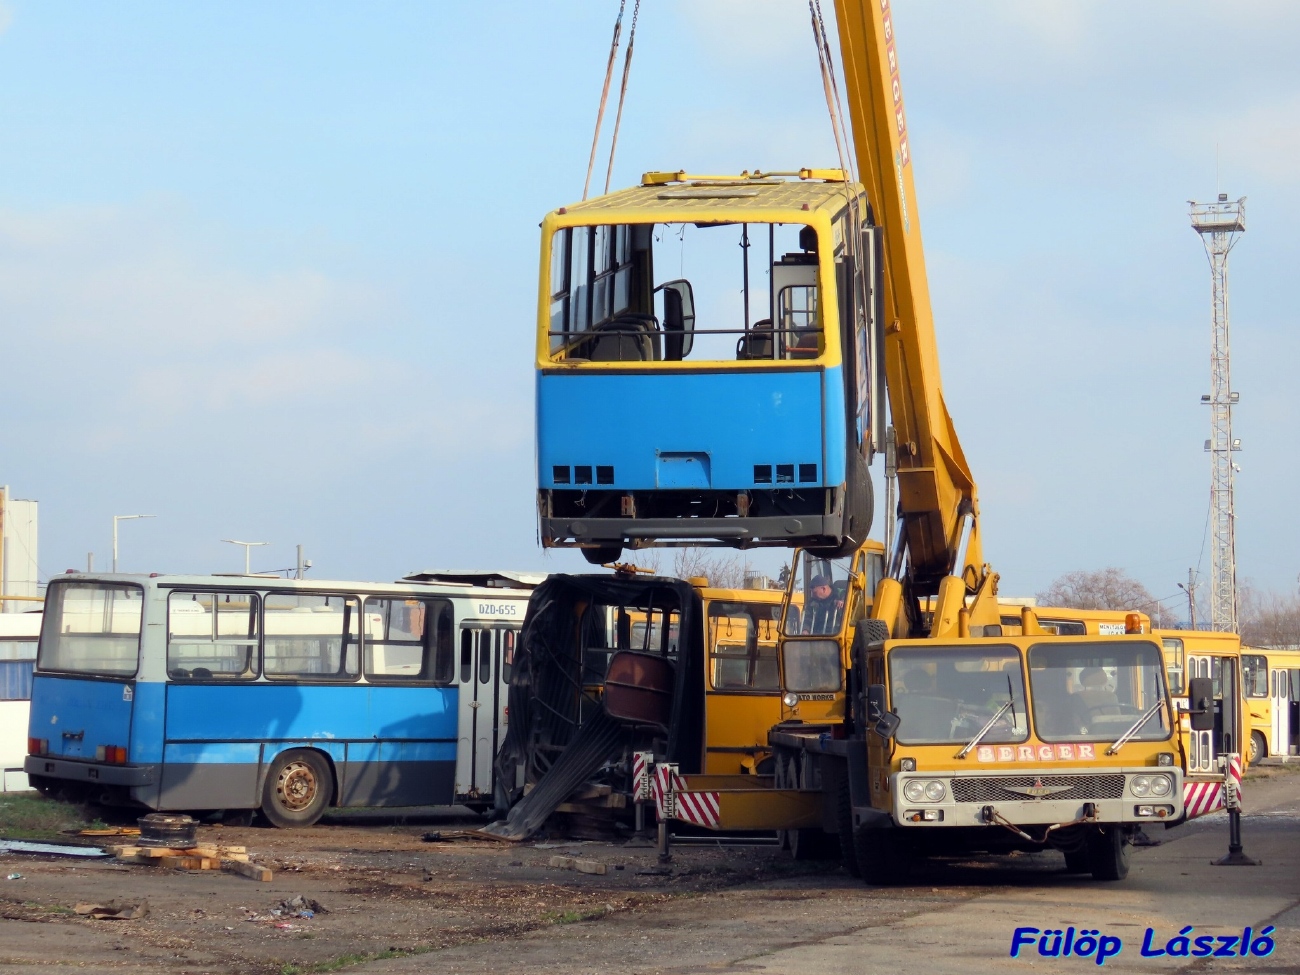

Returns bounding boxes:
[782,692,799,708]
[1130,774,1172,798]
[903,779,945,803]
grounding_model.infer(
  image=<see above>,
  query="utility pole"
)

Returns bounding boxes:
[222,539,269,575]
[113,514,155,572]
[1179,569,1198,630]
[1190,194,1245,633]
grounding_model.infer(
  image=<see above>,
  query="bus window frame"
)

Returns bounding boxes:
[261,591,361,683]
[361,595,454,686]
[1241,653,1269,699]
[37,580,144,679]
[165,589,260,682]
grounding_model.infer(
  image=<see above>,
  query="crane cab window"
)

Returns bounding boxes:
[546,221,826,365]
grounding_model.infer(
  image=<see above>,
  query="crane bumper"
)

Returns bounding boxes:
[889,768,1184,829]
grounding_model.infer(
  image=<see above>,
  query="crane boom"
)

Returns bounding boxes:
[832,0,983,599]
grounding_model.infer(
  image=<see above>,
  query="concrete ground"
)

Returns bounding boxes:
[1,769,1297,975]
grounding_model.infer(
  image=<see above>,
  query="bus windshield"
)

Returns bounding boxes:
[547,221,822,365]
[889,645,1028,746]
[39,582,143,677]
[1028,641,1169,743]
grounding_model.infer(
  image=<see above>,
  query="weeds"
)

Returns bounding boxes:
[0,794,93,840]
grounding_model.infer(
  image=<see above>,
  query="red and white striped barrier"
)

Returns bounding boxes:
[632,751,653,803]
[1184,780,1224,819]
[1183,753,1244,820]
[648,762,721,829]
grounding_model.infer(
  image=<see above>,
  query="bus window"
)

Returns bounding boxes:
[502,629,515,684]
[167,590,258,680]
[39,582,142,677]
[707,601,779,692]
[263,593,360,679]
[1242,654,1269,698]
[364,597,443,682]
[460,630,473,683]
[1162,638,1184,696]
[0,636,36,701]
[478,630,493,684]
[433,605,455,683]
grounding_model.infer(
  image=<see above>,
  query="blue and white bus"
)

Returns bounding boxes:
[26,574,532,826]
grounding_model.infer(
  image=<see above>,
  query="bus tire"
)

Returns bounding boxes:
[853,825,911,885]
[582,545,622,566]
[1086,826,1130,882]
[261,750,333,828]
[1249,731,1266,766]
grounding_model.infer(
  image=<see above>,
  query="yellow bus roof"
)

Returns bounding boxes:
[553,172,862,222]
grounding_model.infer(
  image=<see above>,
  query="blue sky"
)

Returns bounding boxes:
[0,2,1296,616]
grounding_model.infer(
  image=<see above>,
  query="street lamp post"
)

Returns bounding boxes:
[222,539,269,575]
[112,514,155,572]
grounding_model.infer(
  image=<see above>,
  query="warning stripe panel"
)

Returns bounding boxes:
[1184,780,1224,819]
[675,789,721,829]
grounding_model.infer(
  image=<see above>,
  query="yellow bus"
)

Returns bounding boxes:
[1240,647,1300,764]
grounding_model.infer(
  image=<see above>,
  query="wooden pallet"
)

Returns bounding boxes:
[108,844,271,881]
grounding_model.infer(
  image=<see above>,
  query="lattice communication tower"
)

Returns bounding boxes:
[1189,193,1245,633]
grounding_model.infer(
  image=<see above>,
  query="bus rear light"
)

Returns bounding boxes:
[27,737,47,756]
[96,745,128,764]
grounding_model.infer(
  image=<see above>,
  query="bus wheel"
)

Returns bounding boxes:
[582,545,622,566]
[1087,826,1130,881]
[261,750,333,828]
[1249,731,1266,766]
[853,825,911,885]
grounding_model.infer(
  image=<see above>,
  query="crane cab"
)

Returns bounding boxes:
[535,170,884,563]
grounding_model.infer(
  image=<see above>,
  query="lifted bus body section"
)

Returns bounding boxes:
[534,172,882,555]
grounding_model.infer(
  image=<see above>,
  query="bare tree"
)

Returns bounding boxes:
[1037,568,1157,613]
[1239,582,1300,648]
[671,549,750,589]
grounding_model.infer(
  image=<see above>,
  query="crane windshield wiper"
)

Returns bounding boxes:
[955,698,1014,760]
[1105,700,1166,756]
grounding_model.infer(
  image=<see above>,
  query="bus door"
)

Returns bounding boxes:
[1271,667,1290,759]
[1290,670,1300,756]
[1187,654,1238,771]
[456,626,516,799]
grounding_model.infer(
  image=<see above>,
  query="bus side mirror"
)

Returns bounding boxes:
[1187,676,1215,732]
[656,279,695,359]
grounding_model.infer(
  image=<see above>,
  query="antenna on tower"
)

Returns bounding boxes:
[1189,193,1245,633]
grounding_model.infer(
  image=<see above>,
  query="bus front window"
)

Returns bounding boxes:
[39,582,143,677]
[547,221,822,365]
[1028,641,1169,743]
